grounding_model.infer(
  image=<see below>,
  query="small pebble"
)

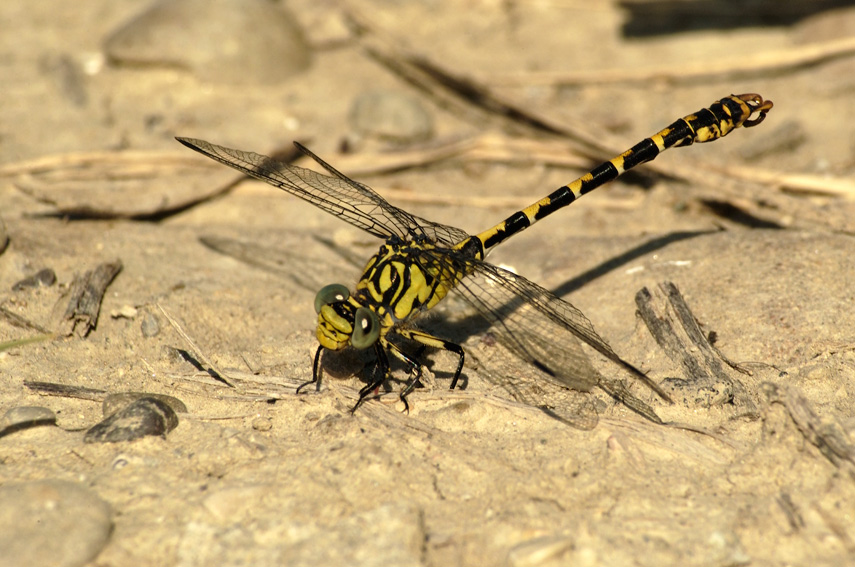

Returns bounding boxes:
[104,0,311,85]
[110,305,138,319]
[350,90,434,142]
[161,345,186,364]
[0,480,112,567]
[251,416,272,431]
[85,397,179,443]
[140,312,160,337]
[0,406,57,434]
[11,268,57,291]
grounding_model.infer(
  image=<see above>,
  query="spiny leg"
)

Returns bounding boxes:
[384,340,424,413]
[350,343,395,413]
[303,343,403,412]
[296,345,325,395]
[396,328,465,390]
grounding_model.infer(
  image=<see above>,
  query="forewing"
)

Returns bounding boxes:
[407,213,471,248]
[178,138,470,243]
[294,142,471,247]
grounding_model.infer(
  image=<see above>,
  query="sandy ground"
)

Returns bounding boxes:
[2,1,855,566]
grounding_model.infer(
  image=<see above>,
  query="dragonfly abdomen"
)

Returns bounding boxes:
[474,93,772,252]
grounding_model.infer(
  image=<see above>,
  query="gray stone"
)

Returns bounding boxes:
[0,480,112,567]
[102,392,187,417]
[1,406,57,433]
[11,268,57,291]
[140,312,161,337]
[85,397,179,443]
[104,0,311,85]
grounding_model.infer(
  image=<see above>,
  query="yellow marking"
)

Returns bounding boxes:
[696,124,719,143]
[380,263,395,291]
[317,305,352,350]
[363,264,386,302]
[394,264,428,320]
[649,133,668,151]
[566,178,584,196]
[398,328,448,349]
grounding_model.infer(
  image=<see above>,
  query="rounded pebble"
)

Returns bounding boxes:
[102,392,187,417]
[1,406,57,433]
[85,397,179,443]
[251,416,272,431]
[350,90,434,142]
[11,268,57,291]
[0,480,112,567]
[140,312,161,337]
[104,0,311,85]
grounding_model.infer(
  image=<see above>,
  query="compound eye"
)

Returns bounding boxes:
[314,284,350,313]
[351,307,380,349]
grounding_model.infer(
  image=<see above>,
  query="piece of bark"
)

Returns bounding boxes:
[60,260,123,337]
[763,382,855,475]
[635,281,758,414]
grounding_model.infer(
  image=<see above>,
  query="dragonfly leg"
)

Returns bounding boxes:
[351,343,393,413]
[385,341,424,413]
[297,346,325,395]
[397,328,465,390]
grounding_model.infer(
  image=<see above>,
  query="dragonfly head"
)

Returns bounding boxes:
[314,284,381,351]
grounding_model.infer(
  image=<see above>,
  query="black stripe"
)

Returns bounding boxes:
[479,96,752,253]
[533,186,574,220]
[620,138,661,170]
[659,117,697,148]
[581,161,621,194]
[483,211,530,249]
[714,96,746,124]
[457,236,485,260]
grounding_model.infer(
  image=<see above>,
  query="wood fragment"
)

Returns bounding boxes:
[24,380,109,401]
[0,149,217,178]
[60,260,122,337]
[763,382,855,475]
[635,281,758,414]
[4,149,246,219]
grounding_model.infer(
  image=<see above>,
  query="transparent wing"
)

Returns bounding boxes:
[446,256,664,423]
[177,138,470,246]
[292,142,471,246]
[466,333,601,430]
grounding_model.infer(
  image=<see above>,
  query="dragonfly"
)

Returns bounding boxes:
[178,92,772,425]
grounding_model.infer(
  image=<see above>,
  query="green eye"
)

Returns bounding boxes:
[351,307,380,349]
[314,284,350,313]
